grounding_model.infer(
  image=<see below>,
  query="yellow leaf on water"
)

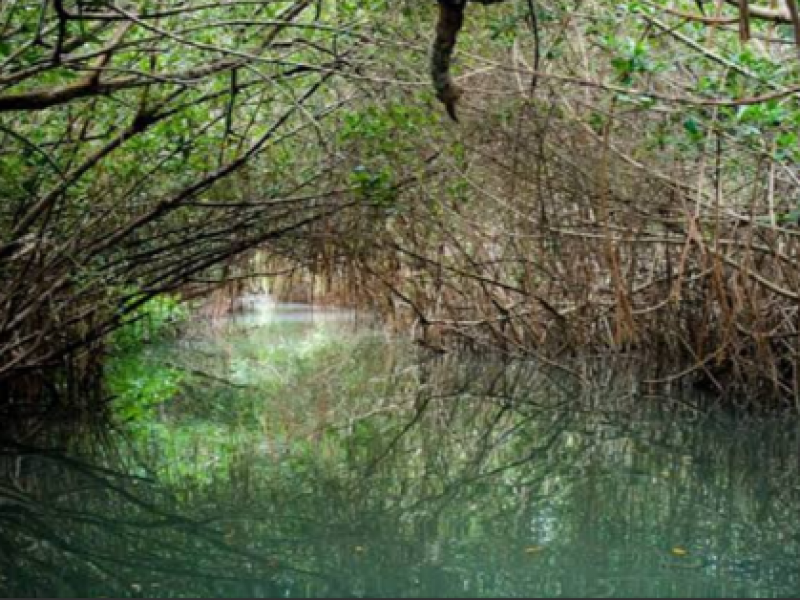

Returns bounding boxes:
[525,546,545,555]
[671,547,689,557]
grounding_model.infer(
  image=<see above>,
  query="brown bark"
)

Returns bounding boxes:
[431,0,511,121]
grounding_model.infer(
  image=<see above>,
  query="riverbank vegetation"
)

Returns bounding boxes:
[2,0,800,410]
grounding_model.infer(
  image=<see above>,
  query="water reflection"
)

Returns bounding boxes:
[1,305,800,598]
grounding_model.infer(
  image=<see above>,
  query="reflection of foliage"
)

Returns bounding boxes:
[106,295,188,421]
[110,295,189,353]
[0,441,328,598]
[3,328,800,597]
[106,355,183,422]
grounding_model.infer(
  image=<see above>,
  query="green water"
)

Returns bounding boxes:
[2,301,800,598]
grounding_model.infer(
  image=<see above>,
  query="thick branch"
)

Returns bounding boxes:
[431,0,510,121]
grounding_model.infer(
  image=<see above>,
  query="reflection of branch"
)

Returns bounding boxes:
[163,361,255,390]
[0,445,346,597]
[364,394,434,477]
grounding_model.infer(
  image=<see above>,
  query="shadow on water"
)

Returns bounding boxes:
[2,302,800,598]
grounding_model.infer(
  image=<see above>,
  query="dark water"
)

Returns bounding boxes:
[2,301,800,598]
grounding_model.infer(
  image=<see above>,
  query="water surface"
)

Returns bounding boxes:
[2,301,799,598]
